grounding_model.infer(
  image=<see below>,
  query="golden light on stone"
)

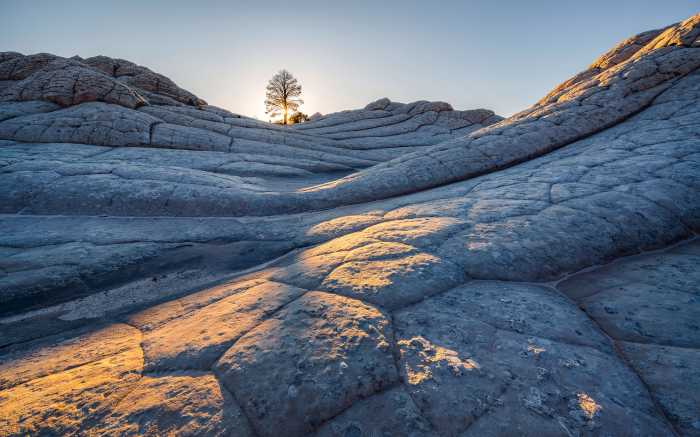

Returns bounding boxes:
[577,392,602,419]
[1,10,699,436]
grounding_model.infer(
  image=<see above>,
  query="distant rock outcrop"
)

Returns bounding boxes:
[0,53,205,107]
[1,13,699,437]
[0,54,504,218]
[293,97,502,159]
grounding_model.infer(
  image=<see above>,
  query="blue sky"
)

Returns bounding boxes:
[1,1,697,119]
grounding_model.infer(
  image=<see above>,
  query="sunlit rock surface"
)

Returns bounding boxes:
[1,13,700,436]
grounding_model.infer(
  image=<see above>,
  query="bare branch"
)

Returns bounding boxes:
[264,69,303,125]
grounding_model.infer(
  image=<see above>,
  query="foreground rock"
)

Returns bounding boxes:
[1,13,700,437]
[394,282,669,436]
[559,240,700,436]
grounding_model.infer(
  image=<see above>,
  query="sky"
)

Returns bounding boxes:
[1,1,698,120]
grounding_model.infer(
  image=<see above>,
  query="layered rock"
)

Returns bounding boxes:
[0,53,504,218]
[1,13,700,437]
[0,52,204,107]
[294,97,502,158]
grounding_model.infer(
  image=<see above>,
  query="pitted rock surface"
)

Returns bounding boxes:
[0,58,148,108]
[213,291,397,437]
[393,282,670,436]
[1,13,700,437]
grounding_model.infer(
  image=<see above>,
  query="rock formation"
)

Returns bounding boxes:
[1,13,699,437]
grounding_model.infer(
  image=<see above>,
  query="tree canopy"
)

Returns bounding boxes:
[265,69,303,125]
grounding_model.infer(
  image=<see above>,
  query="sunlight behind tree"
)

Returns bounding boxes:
[265,70,303,125]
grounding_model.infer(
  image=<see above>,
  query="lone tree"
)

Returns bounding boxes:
[265,69,303,125]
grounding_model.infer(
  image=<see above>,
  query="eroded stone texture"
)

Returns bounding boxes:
[141,281,306,370]
[559,240,700,348]
[0,52,59,80]
[0,102,156,146]
[292,15,700,209]
[3,21,699,221]
[394,283,672,436]
[81,55,207,106]
[127,278,270,332]
[272,217,468,309]
[0,100,59,121]
[557,239,700,435]
[0,58,148,108]
[0,323,140,389]
[321,252,465,310]
[0,52,205,108]
[440,281,612,352]
[619,342,700,437]
[87,372,255,436]
[0,13,699,437]
[294,97,502,154]
[313,387,435,437]
[214,291,397,437]
[0,323,143,436]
